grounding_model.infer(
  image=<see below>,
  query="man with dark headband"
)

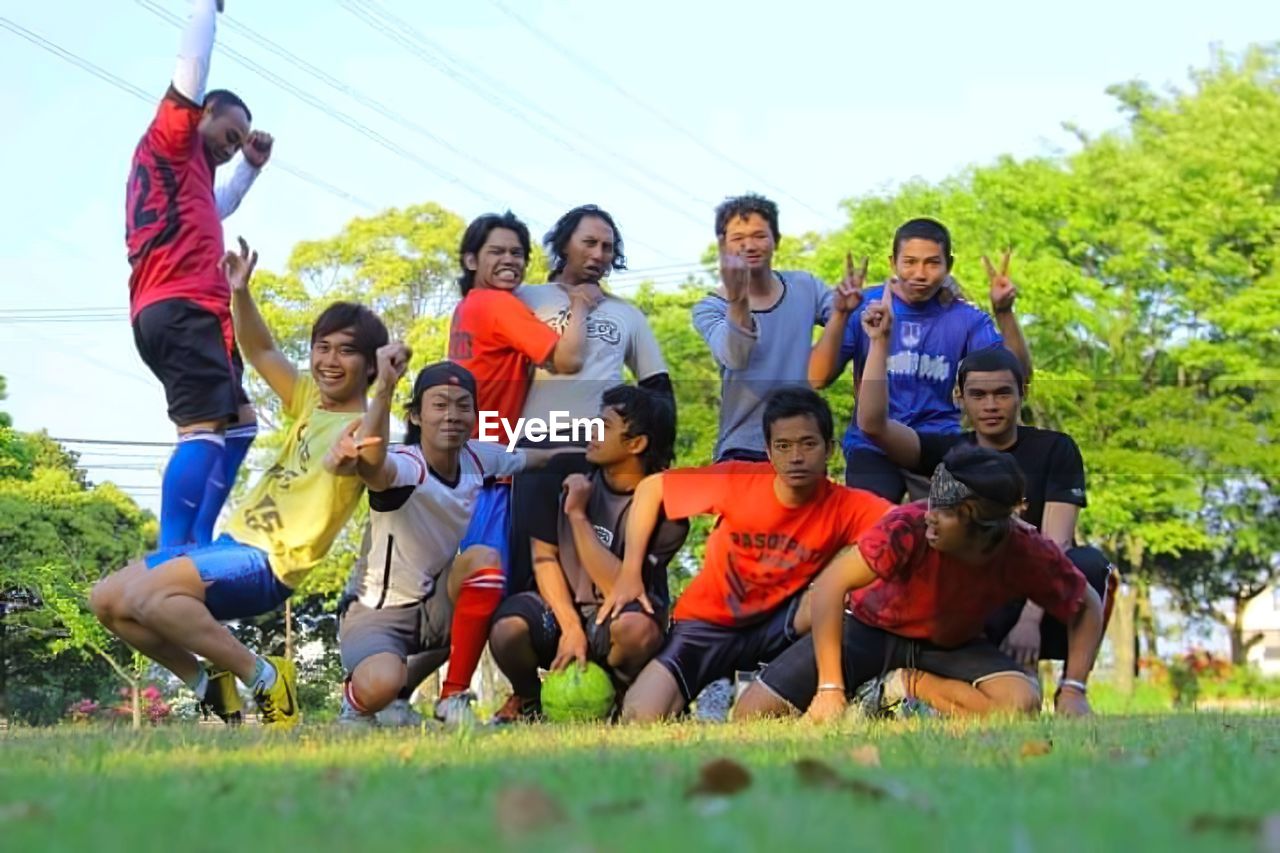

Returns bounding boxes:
[735,445,1104,721]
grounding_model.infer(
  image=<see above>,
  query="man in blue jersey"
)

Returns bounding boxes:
[809,218,1032,502]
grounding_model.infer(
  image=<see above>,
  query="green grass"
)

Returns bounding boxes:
[2,714,1278,852]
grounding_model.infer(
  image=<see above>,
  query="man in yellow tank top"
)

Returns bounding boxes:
[91,238,401,730]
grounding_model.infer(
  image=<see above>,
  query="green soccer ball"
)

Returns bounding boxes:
[541,662,616,722]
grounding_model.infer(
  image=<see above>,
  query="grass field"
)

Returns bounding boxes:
[3,712,1279,852]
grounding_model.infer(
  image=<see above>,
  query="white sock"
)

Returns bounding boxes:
[189,668,209,701]
[249,657,277,692]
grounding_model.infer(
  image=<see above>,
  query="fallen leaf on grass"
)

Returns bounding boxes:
[0,801,48,823]
[396,744,416,764]
[588,798,644,816]
[849,744,881,767]
[1019,739,1053,758]
[687,758,753,797]
[1189,813,1261,834]
[792,759,932,812]
[496,784,567,836]
[794,758,845,790]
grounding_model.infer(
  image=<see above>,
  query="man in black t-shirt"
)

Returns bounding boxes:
[488,386,688,722]
[856,298,1112,670]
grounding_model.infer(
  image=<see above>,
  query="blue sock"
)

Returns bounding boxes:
[159,431,225,548]
[193,423,257,545]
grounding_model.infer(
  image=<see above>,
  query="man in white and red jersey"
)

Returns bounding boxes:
[126,0,274,548]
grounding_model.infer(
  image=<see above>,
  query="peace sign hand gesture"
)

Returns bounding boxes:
[860,280,894,340]
[834,252,867,314]
[983,249,1018,313]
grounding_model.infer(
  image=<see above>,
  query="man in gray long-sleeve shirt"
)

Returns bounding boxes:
[693,194,864,461]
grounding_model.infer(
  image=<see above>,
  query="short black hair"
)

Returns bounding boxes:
[310,302,389,384]
[203,89,252,123]
[543,205,627,275]
[601,385,675,475]
[892,217,952,266]
[942,444,1025,509]
[403,362,477,447]
[458,211,531,296]
[714,193,780,242]
[762,386,834,445]
[957,345,1026,393]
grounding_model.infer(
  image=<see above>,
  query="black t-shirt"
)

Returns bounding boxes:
[915,426,1087,531]
[527,467,689,610]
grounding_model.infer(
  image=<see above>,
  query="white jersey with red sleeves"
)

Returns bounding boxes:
[346,441,526,609]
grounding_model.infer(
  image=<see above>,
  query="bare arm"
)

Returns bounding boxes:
[596,472,664,620]
[225,239,298,407]
[532,539,588,658]
[352,345,409,492]
[995,309,1033,382]
[561,475,623,597]
[811,548,879,692]
[548,290,595,374]
[984,251,1033,381]
[807,328,848,390]
[853,287,921,468]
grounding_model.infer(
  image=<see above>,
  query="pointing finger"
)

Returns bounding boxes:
[982,254,998,282]
[1001,248,1012,277]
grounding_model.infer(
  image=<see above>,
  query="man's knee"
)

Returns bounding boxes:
[351,655,408,711]
[489,614,530,656]
[459,545,501,575]
[89,577,117,623]
[610,613,662,659]
[620,662,682,723]
[979,674,1041,715]
[732,682,796,720]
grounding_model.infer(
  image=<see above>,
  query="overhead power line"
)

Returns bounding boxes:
[0,15,379,212]
[487,0,839,226]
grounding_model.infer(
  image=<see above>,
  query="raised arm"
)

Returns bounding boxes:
[351,343,411,492]
[226,238,298,407]
[547,288,596,374]
[983,251,1033,381]
[693,251,756,370]
[855,286,923,468]
[596,472,665,622]
[809,253,865,389]
[172,0,221,105]
[805,546,880,723]
[215,133,272,219]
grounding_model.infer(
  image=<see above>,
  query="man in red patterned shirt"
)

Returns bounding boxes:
[737,445,1104,720]
[126,0,273,548]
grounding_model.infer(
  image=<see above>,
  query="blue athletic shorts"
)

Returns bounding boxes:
[459,481,511,576]
[144,534,292,621]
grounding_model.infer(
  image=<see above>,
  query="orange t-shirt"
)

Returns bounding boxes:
[448,288,561,437]
[665,461,892,627]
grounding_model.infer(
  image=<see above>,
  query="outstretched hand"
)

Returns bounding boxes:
[834,252,867,314]
[325,418,383,474]
[983,249,1018,313]
[859,279,894,340]
[221,236,258,292]
[374,342,411,393]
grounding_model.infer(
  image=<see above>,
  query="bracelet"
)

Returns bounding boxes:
[816,683,845,693]
[1056,679,1087,695]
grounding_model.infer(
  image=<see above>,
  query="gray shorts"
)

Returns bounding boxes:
[338,592,453,675]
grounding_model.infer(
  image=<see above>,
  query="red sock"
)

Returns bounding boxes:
[441,567,504,698]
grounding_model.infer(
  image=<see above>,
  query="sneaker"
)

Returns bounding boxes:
[199,669,243,725]
[848,676,893,721]
[490,694,542,726]
[376,698,423,728]
[253,656,300,730]
[337,695,376,728]
[693,677,733,722]
[434,690,477,728]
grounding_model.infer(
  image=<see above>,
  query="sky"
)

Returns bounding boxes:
[1,0,1277,515]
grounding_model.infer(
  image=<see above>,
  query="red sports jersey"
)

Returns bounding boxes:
[665,462,892,627]
[126,94,230,347]
[849,502,1087,647]
[448,288,560,438]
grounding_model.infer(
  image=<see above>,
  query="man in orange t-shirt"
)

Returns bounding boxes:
[435,211,595,722]
[597,387,891,722]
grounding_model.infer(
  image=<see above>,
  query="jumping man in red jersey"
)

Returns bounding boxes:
[126,0,274,548]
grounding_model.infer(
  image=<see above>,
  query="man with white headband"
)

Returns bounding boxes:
[735,444,1105,721]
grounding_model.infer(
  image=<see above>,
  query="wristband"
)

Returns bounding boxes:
[1056,679,1087,695]
[816,683,845,693]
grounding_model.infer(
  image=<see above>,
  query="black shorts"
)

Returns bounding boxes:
[759,612,1024,711]
[132,299,245,426]
[716,448,768,463]
[984,545,1113,660]
[656,595,804,704]
[843,448,929,502]
[494,591,666,669]
[507,450,592,595]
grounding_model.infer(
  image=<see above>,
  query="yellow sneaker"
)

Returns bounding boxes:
[200,669,244,725]
[253,656,299,730]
